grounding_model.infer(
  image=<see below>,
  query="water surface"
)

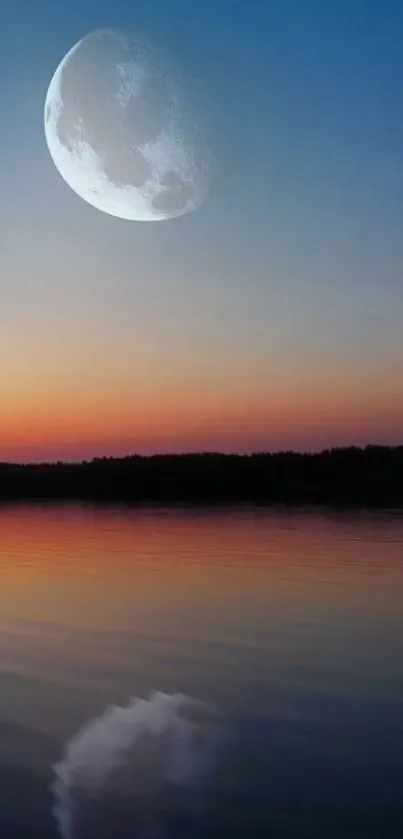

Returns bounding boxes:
[0,504,402,838]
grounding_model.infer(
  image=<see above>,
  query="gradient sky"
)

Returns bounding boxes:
[1,0,403,461]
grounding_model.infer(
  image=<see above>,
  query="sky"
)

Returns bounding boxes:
[1,0,403,461]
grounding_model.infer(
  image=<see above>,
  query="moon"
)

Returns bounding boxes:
[44,28,214,221]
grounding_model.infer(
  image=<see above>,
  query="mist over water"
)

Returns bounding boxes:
[53,692,222,839]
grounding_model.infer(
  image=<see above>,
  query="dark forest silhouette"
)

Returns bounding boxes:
[0,445,402,506]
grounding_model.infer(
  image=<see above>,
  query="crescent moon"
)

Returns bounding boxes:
[44,29,213,221]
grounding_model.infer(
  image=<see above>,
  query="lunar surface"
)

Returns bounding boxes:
[44,28,214,221]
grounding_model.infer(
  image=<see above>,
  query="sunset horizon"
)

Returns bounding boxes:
[2,362,403,462]
[1,437,403,466]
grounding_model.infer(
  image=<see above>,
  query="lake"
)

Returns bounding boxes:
[0,503,402,838]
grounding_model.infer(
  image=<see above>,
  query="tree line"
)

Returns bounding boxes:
[0,445,402,506]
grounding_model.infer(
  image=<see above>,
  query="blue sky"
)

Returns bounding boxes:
[1,0,403,459]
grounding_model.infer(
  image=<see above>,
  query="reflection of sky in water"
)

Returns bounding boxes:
[0,505,403,838]
[53,692,221,839]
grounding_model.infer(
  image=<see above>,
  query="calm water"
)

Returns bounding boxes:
[0,504,402,839]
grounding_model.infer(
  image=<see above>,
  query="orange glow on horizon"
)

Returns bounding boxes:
[0,364,402,461]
